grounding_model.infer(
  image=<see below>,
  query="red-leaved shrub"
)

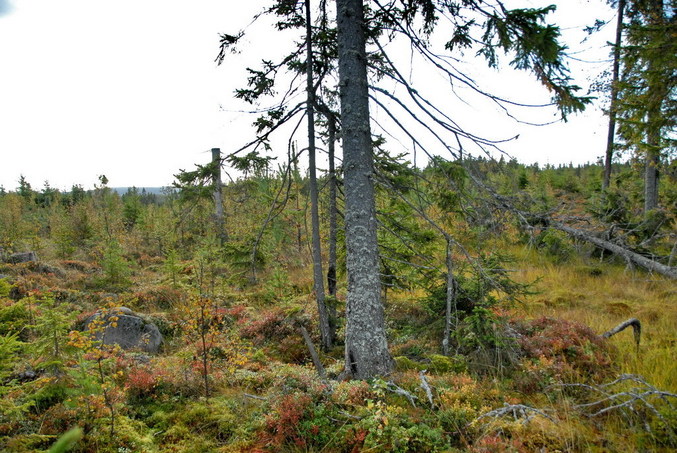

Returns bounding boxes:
[513,317,615,391]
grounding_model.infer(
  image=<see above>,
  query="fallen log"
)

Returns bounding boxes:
[551,222,677,279]
[467,173,676,280]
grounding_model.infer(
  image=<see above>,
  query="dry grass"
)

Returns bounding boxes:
[509,244,677,392]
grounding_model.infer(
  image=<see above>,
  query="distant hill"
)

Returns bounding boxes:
[111,187,173,196]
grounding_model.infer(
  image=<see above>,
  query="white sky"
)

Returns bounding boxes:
[0,0,615,191]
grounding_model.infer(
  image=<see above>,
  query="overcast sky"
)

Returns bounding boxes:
[0,0,615,191]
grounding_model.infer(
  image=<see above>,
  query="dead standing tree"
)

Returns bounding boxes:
[216,0,339,351]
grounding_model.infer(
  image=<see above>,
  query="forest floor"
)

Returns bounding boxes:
[1,236,675,452]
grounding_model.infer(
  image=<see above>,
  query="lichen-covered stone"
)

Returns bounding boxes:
[84,307,162,353]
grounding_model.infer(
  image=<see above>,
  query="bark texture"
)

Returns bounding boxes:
[336,0,393,379]
[300,325,327,378]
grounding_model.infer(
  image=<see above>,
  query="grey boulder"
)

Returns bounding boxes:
[6,252,38,264]
[84,307,162,353]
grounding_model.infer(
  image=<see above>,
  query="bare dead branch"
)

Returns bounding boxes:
[300,325,327,379]
[419,370,435,408]
[386,381,418,407]
[552,374,677,436]
[243,393,267,401]
[474,403,555,425]
[601,318,641,351]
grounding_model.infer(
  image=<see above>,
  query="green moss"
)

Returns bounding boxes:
[4,433,57,452]
[427,354,467,374]
[394,356,426,371]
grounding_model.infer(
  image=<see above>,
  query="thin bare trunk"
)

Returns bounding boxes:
[326,113,338,345]
[442,238,457,356]
[199,302,210,399]
[644,131,660,213]
[306,0,332,351]
[211,148,227,243]
[603,0,625,190]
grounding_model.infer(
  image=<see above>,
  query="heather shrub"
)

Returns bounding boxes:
[262,392,335,450]
[269,364,329,398]
[239,308,312,363]
[513,317,615,390]
[124,365,161,403]
[239,308,297,344]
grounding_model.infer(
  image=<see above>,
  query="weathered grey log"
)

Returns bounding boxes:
[602,318,641,351]
[552,222,677,279]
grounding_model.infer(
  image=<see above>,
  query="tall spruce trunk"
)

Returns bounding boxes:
[602,0,625,191]
[336,0,393,379]
[643,0,664,214]
[305,0,332,351]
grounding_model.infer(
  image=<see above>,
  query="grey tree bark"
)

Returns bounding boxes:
[602,0,626,191]
[305,0,332,351]
[336,0,393,379]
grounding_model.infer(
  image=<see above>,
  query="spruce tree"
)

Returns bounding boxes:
[616,0,676,213]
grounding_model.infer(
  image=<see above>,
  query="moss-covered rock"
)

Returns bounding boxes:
[394,356,426,371]
[427,354,467,374]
